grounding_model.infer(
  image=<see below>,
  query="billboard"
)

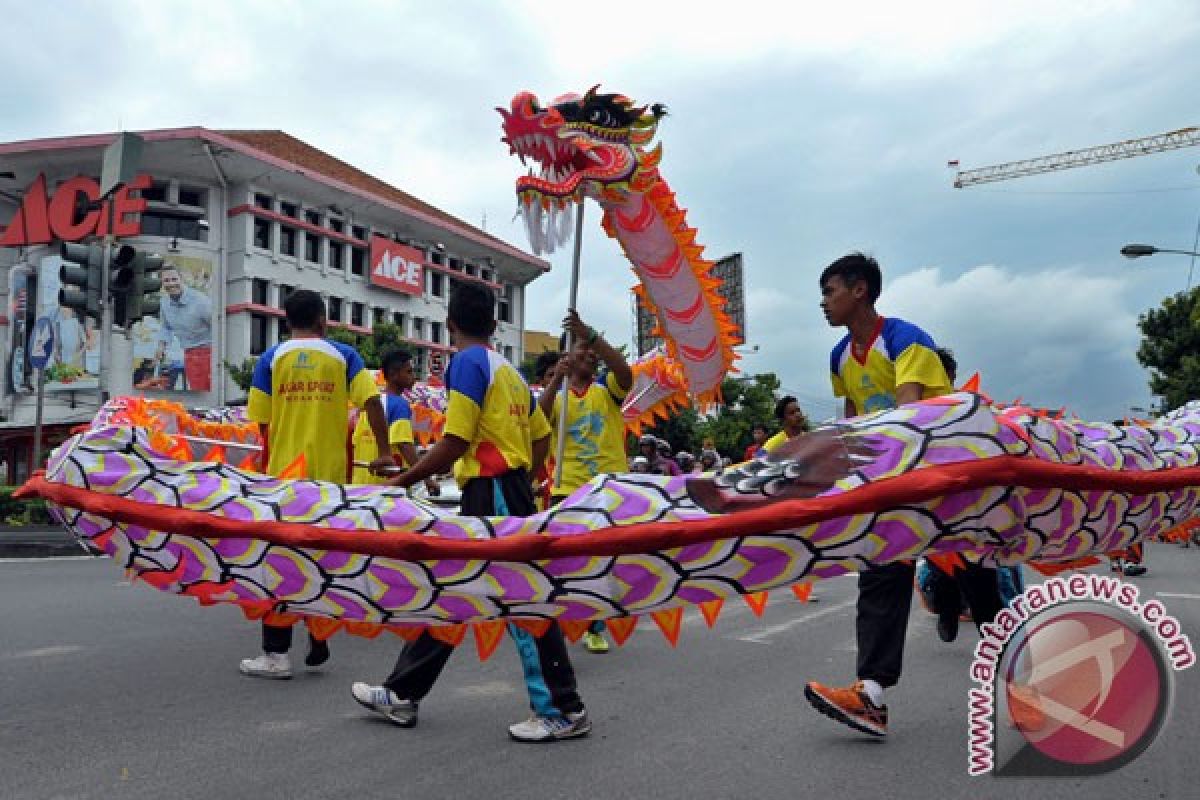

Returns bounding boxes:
[635,252,746,356]
[129,255,214,391]
[30,255,101,392]
[369,235,424,296]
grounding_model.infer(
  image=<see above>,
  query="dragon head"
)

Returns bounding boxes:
[499,86,665,253]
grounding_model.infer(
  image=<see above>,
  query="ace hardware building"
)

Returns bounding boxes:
[0,128,549,484]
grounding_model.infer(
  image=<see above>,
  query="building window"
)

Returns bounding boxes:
[329,218,344,234]
[141,182,169,202]
[250,314,269,355]
[304,232,319,262]
[328,296,342,322]
[504,345,514,362]
[352,225,367,241]
[304,210,321,226]
[280,226,296,256]
[329,242,343,270]
[351,247,366,277]
[412,317,424,340]
[141,211,208,242]
[277,317,290,342]
[430,251,446,266]
[392,311,406,331]
[429,271,444,298]
[252,278,269,305]
[255,193,273,210]
[351,302,364,327]
[253,218,272,250]
[448,257,461,271]
[498,284,512,323]
[178,186,207,208]
[279,284,293,303]
[372,307,385,327]
[280,201,298,218]
[430,321,442,345]
[481,267,492,283]
[465,261,477,277]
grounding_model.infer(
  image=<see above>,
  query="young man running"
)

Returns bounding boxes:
[804,253,952,737]
[241,290,392,679]
[351,283,590,742]
[538,308,633,654]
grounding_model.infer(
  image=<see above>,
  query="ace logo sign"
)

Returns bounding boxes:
[369,236,424,296]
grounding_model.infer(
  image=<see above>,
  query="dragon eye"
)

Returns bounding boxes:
[588,109,616,127]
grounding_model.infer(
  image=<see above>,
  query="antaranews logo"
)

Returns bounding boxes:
[967,574,1195,777]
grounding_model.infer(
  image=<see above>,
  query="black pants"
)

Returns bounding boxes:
[382,470,584,715]
[928,562,1004,629]
[262,621,323,655]
[855,562,916,689]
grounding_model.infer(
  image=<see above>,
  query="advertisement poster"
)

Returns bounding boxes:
[6,265,32,393]
[129,254,213,392]
[35,255,100,392]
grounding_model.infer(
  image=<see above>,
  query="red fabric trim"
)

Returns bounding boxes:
[20,457,1200,561]
[850,315,885,366]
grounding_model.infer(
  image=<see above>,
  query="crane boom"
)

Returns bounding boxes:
[952,127,1200,188]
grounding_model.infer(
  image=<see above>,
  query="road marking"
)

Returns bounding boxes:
[734,597,857,644]
[453,681,516,698]
[3,645,85,660]
[0,556,100,564]
[1157,592,1200,601]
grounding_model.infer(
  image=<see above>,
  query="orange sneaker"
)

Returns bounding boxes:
[1006,684,1046,732]
[804,680,888,737]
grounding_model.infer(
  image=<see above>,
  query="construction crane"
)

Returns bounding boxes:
[951,127,1200,188]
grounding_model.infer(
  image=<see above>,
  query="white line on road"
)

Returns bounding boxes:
[1157,592,1200,601]
[2,645,85,660]
[734,597,857,644]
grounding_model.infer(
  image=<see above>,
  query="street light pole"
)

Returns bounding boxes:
[1120,244,1200,259]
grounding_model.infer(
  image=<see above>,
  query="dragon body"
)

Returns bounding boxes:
[18,395,1200,650]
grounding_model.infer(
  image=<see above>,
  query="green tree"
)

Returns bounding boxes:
[644,406,701,454]
[1136,287,1200,411]
[696,372,783,457]
[328,323,410,368]
[224,357,258,392]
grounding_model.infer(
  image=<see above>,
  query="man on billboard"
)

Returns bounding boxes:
[155,265,213,391]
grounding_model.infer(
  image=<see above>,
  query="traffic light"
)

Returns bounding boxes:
[124,250,165,325]
[59,242,104,322]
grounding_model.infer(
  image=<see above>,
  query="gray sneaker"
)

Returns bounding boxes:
[508,710,591,742]
[351,682,418,727]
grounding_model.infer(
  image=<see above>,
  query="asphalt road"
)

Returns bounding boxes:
[2,548,1198,800]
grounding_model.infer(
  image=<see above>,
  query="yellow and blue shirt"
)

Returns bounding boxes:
[350,393,415,485]
[444,345,551,487]
[548,371,630,497]
[247,337,378,482]
[830,317,950,415]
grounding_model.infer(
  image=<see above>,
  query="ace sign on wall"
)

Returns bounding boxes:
[369,236,425,296]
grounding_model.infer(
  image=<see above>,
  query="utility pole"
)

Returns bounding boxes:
[97,133,144,402]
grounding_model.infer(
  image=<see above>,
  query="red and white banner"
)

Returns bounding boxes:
[368,235,424,296]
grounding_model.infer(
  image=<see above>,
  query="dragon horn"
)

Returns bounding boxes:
[583,84,601,102]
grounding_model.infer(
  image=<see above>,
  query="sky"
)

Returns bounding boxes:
[3,0,1199,421]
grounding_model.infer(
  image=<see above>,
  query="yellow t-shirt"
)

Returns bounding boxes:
[762,431,790,453]
[548,371,631,497]
[830,317,951,415]
[444,345,551,487]
[350,393,415,484]
[247,338,378,482]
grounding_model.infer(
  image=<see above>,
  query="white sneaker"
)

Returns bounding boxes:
[508,710,591,742]
[351,682,418,727]
[239,653,292,679]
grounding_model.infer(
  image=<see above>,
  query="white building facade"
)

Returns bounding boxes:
[0,127,548,484]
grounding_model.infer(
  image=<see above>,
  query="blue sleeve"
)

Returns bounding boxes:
[883,319,938,358]
[332,341,367,384]
[829,336,850,376]
[250,347,275,395]
[446,347,488,406]
[387,395,413,425]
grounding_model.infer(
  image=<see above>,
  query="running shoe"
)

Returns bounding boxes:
[239,653,293,679]
[804,680,888,737]
[351,682,418,727]
[508,710,592,742]
[1123,564,1148,577]
[583,631,610,654]
[1007,684,1046,732]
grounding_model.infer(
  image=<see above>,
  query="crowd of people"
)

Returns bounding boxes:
[236,251,1130,744]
